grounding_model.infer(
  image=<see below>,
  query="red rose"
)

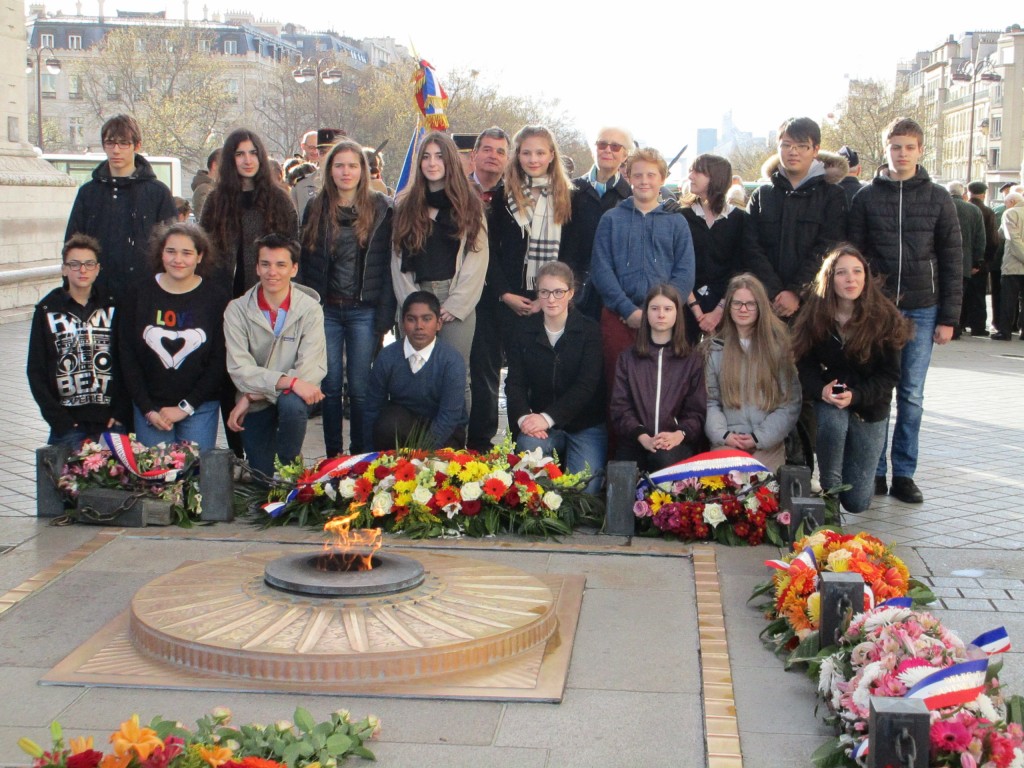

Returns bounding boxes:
[507,454,520,467]
[351,461,370,475]
[374,465,391,480]
[503,488,521,507]
[295,485,316,504]
[513,470,531,485]
[67,751,103,768]
[462,499,482,516]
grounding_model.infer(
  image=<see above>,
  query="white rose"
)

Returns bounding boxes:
[370,491,393,517]
[703,503,726,528]
[412,485,433,505]
[337,477,356,498]
[461,482,482,501]
[323,483,337,501]
[487,470,513,487]
[542,491,562,510]
[378,474,396,490]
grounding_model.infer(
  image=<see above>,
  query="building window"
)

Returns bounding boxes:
[68,74,82,99]
[106,76,119,100]
[198,38,211,53]
[68,34,82,49]
[226,78,239,103]
[224,39,237,55]
[41,74,57,99]
[991,148,1001,167]
[40,33,54,48]
[991,116,1002,138]
[69,117,84,147]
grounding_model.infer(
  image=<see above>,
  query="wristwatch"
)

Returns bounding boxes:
[177,399,195,416]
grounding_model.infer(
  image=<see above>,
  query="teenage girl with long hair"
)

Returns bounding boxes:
[704,274,801,472]
[679,153,747,343]
[299,139,395,456]
[392,131,488,399]
[609,284,706,471]
[792,244,911,512]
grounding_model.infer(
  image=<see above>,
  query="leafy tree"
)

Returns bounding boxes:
[726,142,775,183]
[74,26,235,172]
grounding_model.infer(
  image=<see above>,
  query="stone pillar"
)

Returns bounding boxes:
[0,3,77,322]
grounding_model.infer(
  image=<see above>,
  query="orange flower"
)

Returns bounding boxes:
[110,714,162,760]
[482,478,507,498]
[99,754,131,768]
[69,736,94,755]
[198,745,234,767]
[544,463,563,479]
[393,461,416,482]
[239,758,288,768]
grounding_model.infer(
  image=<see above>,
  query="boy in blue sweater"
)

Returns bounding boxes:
[364,292,467,450]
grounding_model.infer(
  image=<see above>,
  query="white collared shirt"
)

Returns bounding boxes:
[690,199,734,227]
[403,337,436,372]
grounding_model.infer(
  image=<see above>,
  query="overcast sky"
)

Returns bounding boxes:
[34,0,1017,165]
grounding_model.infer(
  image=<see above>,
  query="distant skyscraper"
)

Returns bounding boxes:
[697,128,717,155]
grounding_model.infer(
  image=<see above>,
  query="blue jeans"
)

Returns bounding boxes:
[516,424,607,495]
[876,304,937,479]
[133,401,219,452]
[322,304,377,455]
[816,402,888,513]
[48,422,124,448]
[242,392,309,478]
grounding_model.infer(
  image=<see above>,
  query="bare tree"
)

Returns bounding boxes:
[75,26,235,172]
[820,78,928,172]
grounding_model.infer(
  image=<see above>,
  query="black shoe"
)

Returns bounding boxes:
[972,330,990,337]
[992,333,1011,341]
[890,476,924,504]
[874,476,888,495]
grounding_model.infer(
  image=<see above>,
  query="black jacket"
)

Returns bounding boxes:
[65,155,176,301]
[797,329,901,422]
[27,286,127,433]
[561,174,632,316]
[744,167,848,298]
[848,167,963,325]
[680,205,747,310]
[486,180,572,299]
[505,309,606,435]
[298,193,396,334]
[970,197,1002,266]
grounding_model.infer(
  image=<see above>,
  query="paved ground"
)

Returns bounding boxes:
[1,318,1023,767]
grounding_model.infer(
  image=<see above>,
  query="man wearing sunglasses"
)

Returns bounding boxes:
[64,114,176,302]
[562,127,634,320]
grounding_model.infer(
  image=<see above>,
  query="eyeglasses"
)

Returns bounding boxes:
[730,300,758,311]
[596,141,625,152]
[538,288,569,299]
[102,139,134,149]
[65,260,99,271]
[778,141,814,153]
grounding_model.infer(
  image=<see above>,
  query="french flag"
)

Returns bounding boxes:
[644,449,767,489]
[285,452,379,501]
[970,627,1011,655]
[905,658,989,710]
[765,546,817,575]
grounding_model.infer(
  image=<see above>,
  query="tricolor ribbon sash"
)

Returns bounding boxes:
[970,627,1011,655]
[284,452,379,502]
[103,432,180,482]
[905,658,989,710]
[642,449,767,490]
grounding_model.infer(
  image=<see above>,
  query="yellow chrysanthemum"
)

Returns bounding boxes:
[110,714,163,760]
[395,493,411,506]
[826,549,852,572]
[447,461,462,476]
[700,475,726,491]
[394,480,417,494]
[807,591,821,626]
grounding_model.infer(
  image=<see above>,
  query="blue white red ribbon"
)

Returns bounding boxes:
[643,449,767,489]
[851,738,869,759]
[281,452,379,502]
[877,597,913,609]
[102,432,179,482]
[905,658,988,709]
[970,627,1011,655]
[765,546,818,582]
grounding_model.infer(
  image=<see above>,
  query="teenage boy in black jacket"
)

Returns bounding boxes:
[848,117,963,504]
[65,114,176,302]
[27,235,126,446]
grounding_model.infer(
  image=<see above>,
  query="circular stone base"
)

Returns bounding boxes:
[129,550,557,683]
[263,551,425,596]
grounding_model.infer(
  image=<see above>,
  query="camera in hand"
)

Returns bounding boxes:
[831,383,848,395]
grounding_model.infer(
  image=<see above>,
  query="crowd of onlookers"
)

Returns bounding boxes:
[31,109,1003,512]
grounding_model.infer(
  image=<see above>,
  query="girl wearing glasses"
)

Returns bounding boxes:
[505,261,605,492]
[792,246,910,512]
[392,131,488,406]
[610,284,706,471]
[704,274,800,471]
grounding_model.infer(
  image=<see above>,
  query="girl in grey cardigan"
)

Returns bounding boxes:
[704,274,800,471]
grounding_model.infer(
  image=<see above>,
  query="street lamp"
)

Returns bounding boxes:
[25,45,62,151]
[292,58,343,129]
[951,53,1001,184]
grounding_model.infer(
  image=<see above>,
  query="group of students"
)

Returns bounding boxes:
[29,110,962,512]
